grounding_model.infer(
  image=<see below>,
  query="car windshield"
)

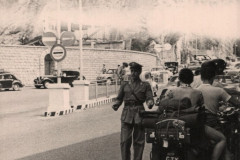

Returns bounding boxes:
[165,62,178,67]
[151,67,165,71]
[106,69,115,74]
[4,74,12,79]
[195,55,211,61]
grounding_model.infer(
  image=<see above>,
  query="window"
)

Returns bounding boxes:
[107,70,114,74]
[4,75,12,79]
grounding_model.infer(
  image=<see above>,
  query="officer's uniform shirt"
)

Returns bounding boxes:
[114,79,154,124]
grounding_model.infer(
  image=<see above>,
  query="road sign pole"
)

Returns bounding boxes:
[57,0,61,84]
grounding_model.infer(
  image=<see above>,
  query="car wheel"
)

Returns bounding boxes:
[13,84,20,91]
[35,86,41,89]
[43,81,50,89]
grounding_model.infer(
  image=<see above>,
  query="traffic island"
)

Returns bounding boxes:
[44,83,73,117]
[80,95,117,110]
[70,80,118,111]
[70,80,90,110]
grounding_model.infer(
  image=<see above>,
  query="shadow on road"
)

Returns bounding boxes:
[18,132,152,160]
[19,132,121,160]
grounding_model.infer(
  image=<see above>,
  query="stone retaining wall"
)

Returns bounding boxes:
[0,45,157,86]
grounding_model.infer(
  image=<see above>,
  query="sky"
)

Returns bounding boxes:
[0,0,239,40]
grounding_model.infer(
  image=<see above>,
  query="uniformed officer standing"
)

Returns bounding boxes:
[112,62,154,160]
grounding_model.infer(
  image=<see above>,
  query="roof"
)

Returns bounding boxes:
[0,72,11,75]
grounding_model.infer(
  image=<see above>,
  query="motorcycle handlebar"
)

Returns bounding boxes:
[218,107,240,117]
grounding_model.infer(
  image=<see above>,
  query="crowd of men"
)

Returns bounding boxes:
[111,59,239,160]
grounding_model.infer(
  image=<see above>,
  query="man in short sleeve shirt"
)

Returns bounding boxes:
[197,84,231,114]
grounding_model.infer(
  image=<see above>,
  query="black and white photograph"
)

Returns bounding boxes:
[0,0,240,160]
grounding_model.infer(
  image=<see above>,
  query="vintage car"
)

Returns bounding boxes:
[225,69,240,76]
[0,70,24,91]
[164,61,178,74]
[188,61,201,73]
[34,70,81,89]
[96,69,118,84]
[193,54,211,64]
[150,66,165,72]
[156,74,179,97]
[140,71,158,97]
[224,68,240,83]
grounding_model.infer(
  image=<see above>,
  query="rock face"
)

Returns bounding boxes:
[0,0,48,45]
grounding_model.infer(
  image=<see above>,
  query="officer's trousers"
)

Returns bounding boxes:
[121,121,145,160]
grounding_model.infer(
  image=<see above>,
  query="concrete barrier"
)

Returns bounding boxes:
[44,83,72,117]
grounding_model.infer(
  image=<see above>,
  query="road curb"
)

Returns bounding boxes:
[44,106,75,117]
[43,95,117,117]
[75,95,117,111]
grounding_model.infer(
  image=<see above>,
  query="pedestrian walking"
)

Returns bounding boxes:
[112,62,154,160]
[117,62,128,84]
[102,64,107,74]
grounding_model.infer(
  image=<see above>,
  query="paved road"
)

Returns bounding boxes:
[0,87,153,160]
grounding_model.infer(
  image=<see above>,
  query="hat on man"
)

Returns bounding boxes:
[201,60,215,69]
[201,59,226,75]
[129,62,143,72]
[211,59,226,69]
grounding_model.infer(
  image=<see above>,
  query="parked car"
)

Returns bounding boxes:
[188,61,201,73]
[0,70,24,91]
[224,68,240,77]
[150,66,166,72]
[164,61,178,74]
[96,69,118,84]
[140,71,159,97]
[34,70,81,89]
[150,66,173,85]
[193,54,211,64]
[156,74,179,97]
[223,69,240,83]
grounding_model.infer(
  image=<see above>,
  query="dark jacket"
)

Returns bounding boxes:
[114,80,154,124]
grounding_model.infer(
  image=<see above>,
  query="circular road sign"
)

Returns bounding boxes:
[60,31,76,46]
[164,43,172,50]
[50,44,66,62]
[42,32,57,46]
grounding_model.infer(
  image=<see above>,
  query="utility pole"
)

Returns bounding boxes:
[79,0,83,80]
[195,35,197,55]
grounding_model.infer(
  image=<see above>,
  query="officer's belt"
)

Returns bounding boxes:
[125,101,143,106]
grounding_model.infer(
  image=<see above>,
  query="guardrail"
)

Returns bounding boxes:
[89,78,120,100]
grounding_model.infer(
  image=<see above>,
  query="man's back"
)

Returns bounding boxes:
[166,86,203,108]
[197,84,231,114]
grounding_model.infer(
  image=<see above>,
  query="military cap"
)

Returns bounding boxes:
[129,62,143,71]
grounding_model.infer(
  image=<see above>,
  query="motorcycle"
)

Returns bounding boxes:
[218,106,240,160]
[140,109,208,160]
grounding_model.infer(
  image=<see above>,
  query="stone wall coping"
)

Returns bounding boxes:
[0,45,156,57]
